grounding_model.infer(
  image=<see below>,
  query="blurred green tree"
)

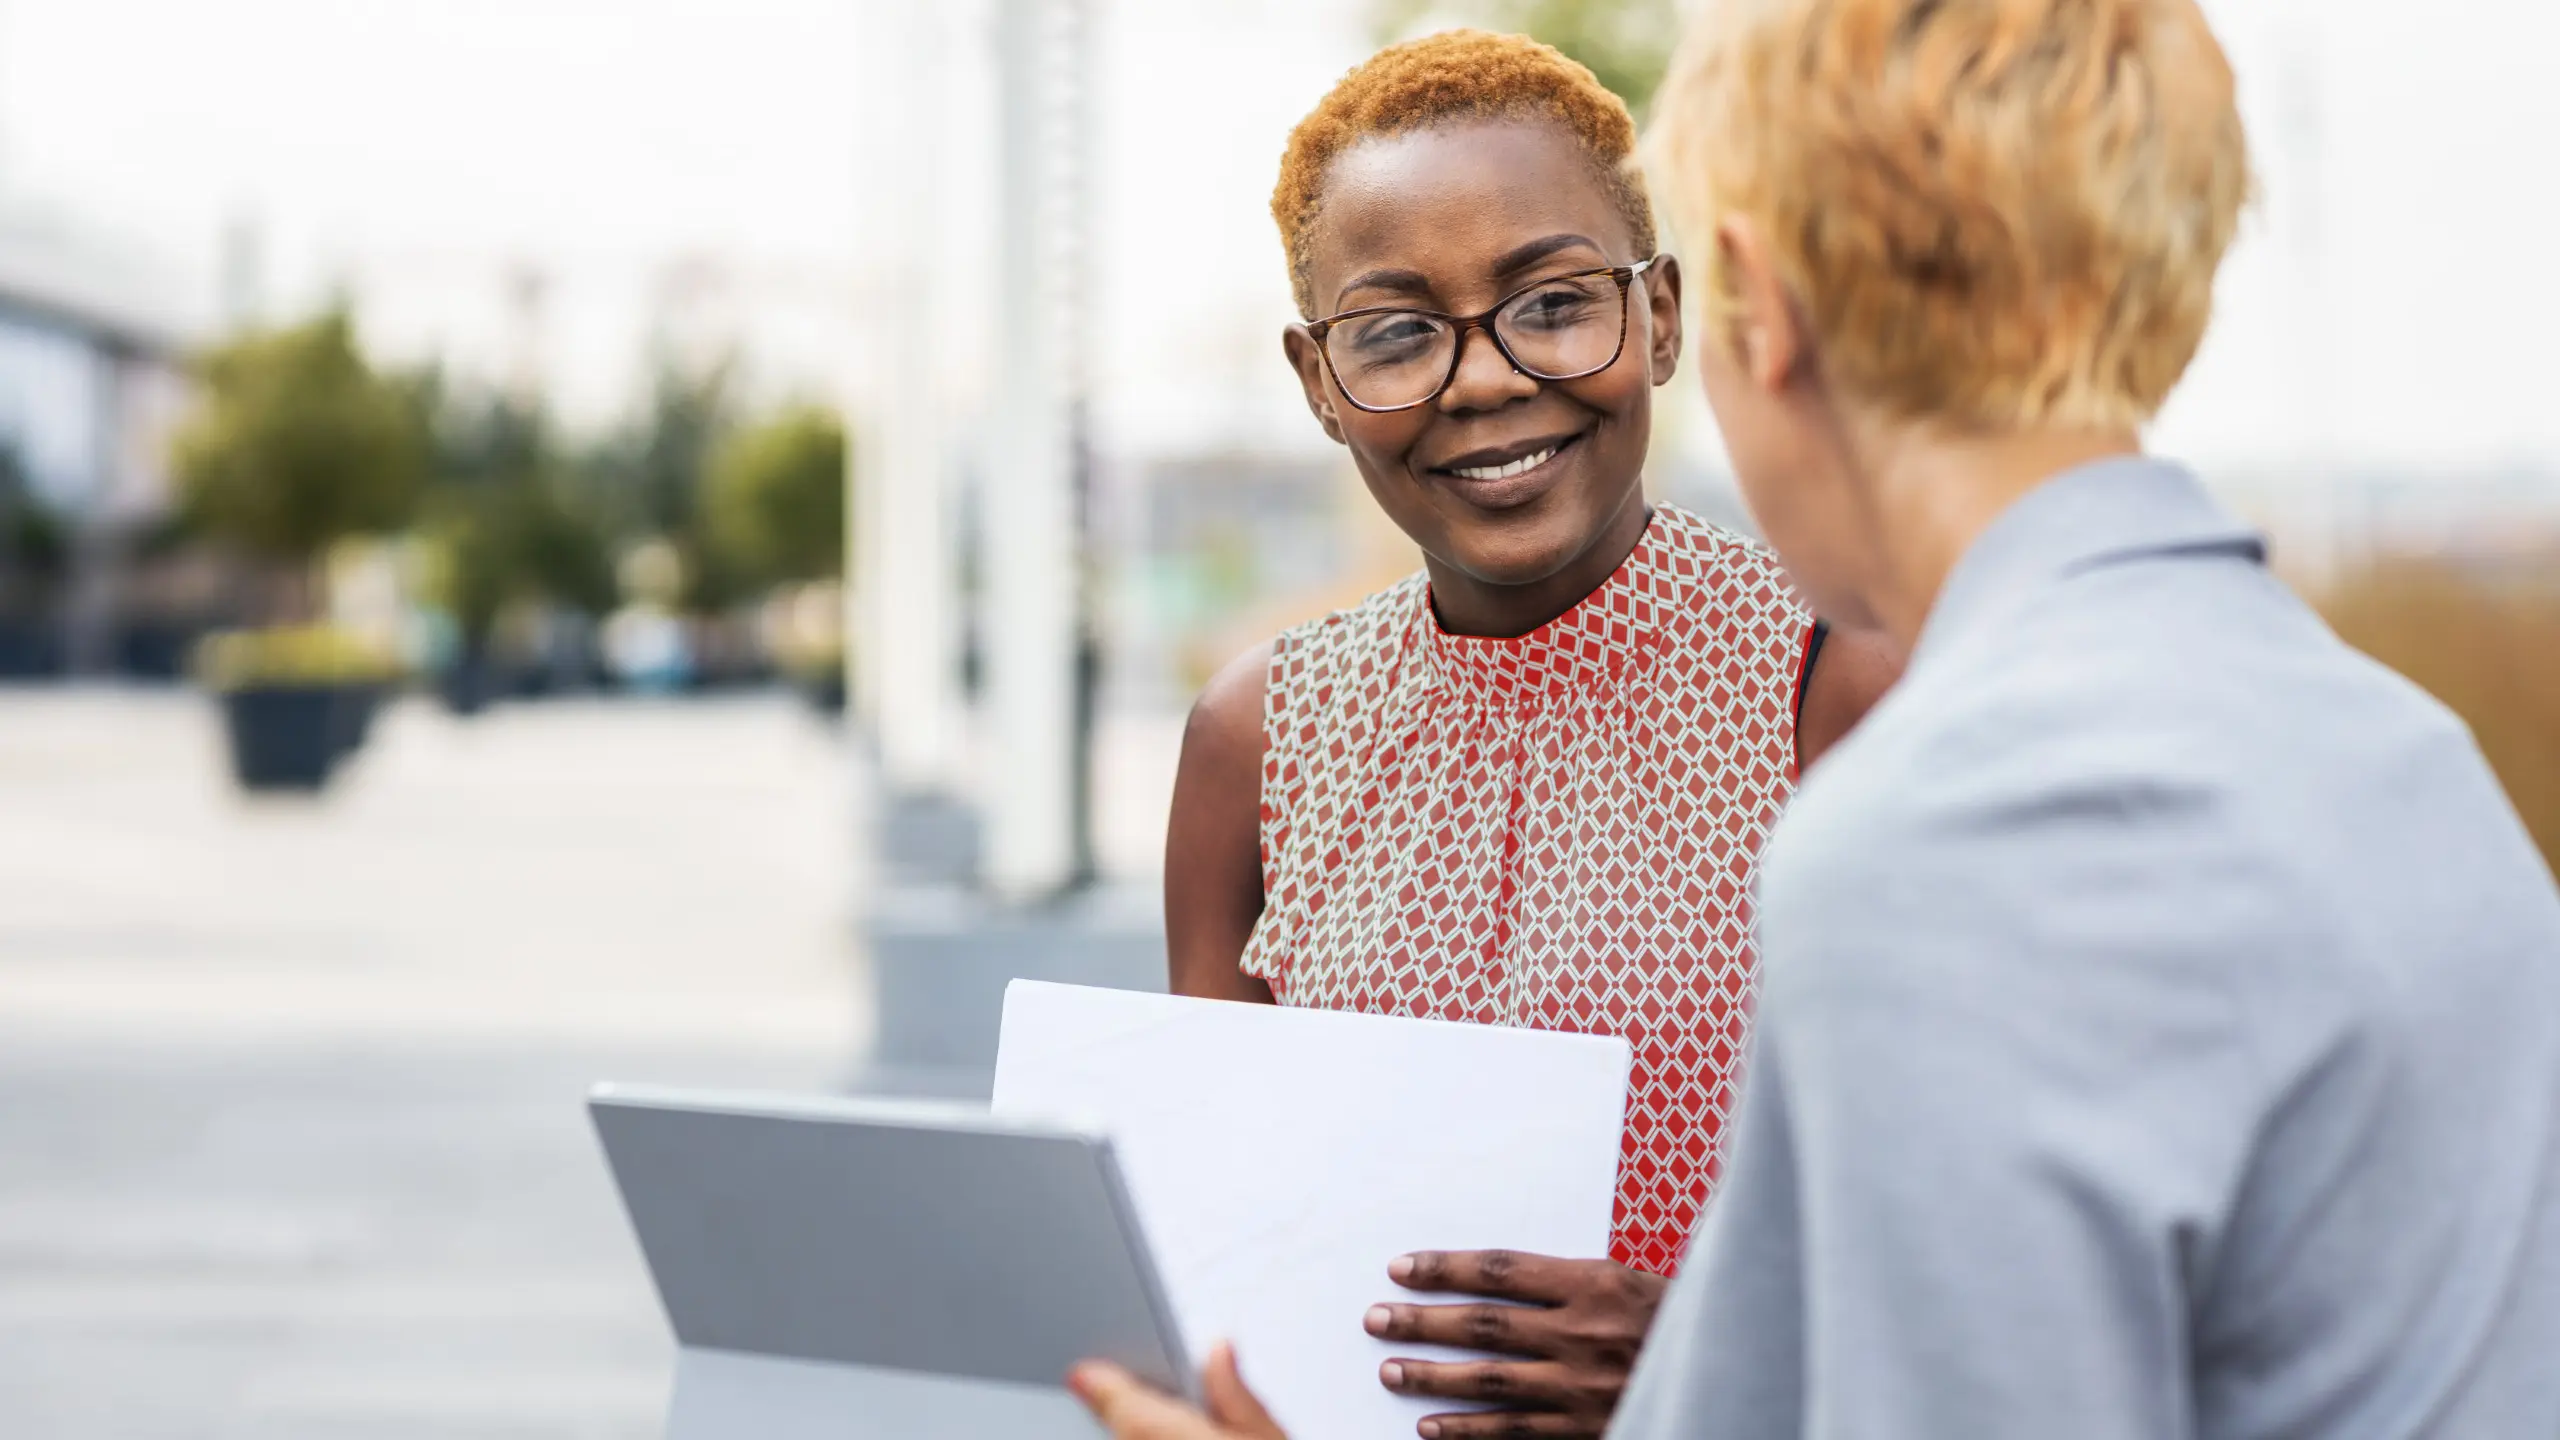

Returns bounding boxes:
[576,358,733,538]
[403,374,617,649]
[703,403,849,593]
[1373,0,1680,114]
[169,309,426,615]
[571,357,740,614]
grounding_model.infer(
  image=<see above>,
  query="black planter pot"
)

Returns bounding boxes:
[220,685,348,792]
[329,683,386,759]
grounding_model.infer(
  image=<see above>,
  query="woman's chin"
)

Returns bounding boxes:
[1434,522,1598,592]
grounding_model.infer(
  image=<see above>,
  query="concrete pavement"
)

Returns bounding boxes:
[0,692,868,1438]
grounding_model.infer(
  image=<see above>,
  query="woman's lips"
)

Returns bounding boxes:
[1429,432,1584,510]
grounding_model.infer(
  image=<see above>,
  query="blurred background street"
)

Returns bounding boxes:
[0,689,1182,1437]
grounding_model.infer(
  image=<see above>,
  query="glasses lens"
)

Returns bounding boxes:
[1495,274,1625,379]
[1324,311,1455,409]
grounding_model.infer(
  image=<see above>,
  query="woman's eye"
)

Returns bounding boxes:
[1512,285,1602,329]
[1349,316,1439,353]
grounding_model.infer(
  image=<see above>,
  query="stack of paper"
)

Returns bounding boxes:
[991,981,1631,1438]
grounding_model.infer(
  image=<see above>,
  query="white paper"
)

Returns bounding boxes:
[991,981,1631,1439]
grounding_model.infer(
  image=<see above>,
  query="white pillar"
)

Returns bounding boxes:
[850,0,965,797]
[984,0,1092,900]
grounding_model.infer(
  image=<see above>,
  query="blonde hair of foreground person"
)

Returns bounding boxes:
[1649,0,2252,433]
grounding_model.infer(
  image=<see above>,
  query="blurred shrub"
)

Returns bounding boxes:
[2321,558,2560,878]
[195,624,402,692]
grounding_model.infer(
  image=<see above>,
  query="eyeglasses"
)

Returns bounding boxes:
[1304,258,1658,413]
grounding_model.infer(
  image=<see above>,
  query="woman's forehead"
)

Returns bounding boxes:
[1306,120,1634,309]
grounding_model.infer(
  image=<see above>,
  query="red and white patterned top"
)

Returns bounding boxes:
[1241,507,1812,1275]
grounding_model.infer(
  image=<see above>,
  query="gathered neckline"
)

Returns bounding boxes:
[1416,507,1684,703]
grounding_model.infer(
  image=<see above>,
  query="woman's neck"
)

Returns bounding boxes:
[1856,423,2143,650]
[1424,487,1655,639]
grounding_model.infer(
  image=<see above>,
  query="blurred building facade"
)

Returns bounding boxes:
[0,209,187,511]
[0,205,193,677]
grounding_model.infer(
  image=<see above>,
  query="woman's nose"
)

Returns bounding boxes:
[1436,325,1539,414]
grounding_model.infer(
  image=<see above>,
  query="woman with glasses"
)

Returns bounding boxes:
[1162,29,1898,1437]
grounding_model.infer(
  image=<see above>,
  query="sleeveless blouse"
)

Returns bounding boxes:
[1241,506,1813,1275]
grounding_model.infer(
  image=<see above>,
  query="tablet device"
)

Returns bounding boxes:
[590,1084,1193,1439]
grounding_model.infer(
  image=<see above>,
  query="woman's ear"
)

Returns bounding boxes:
[1644,253,1685,386]
[1282,326,1348,445]
[1714,216,1804,392]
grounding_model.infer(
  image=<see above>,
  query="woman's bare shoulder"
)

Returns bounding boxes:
[1165,640,1279,1003]
[1799,625,1903,771]
[1185,639,1274,774]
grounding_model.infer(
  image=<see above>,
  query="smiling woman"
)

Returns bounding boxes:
[1156,28,1900,1440]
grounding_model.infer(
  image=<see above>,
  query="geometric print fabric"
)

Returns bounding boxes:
[1241,507,1813,1275]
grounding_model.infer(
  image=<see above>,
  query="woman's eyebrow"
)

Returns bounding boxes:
[1494,233,1606,276]
[1332,233,1607,311]
[1335,267,1433,307]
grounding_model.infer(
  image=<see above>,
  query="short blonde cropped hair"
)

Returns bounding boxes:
[1651,0,2252,431]
[1273,30,1657,318]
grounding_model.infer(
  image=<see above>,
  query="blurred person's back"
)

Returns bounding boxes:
[1632,459,2560,1437]
[1865,468,2560,1436]
[2131,564,2560,1438]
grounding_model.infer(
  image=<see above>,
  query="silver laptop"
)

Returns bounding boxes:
[590,1084,1193,1439]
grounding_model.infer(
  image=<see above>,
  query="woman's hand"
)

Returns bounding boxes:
[1366,1249,1665,1438]
[1071,1342,1288,1440]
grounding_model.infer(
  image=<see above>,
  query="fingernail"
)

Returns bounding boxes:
[1380,1361,1406,1389]
[1365,1305,1393,1335]
[1390,1255,1416,1281]
[1418,1421,1442,1438]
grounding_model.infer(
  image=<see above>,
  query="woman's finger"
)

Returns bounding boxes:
[1391,1249,1582,1303]
[1365,1299,1560,1357]
[1413,1407,1609,1439]
[1378,1356,1599,1409]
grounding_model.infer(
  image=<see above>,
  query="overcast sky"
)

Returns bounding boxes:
[1,0,2554,488]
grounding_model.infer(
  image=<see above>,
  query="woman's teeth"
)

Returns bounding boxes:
[1448,445,1559,482]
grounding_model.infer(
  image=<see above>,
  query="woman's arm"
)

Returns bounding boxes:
[1164,642,1277,1004]
[1797,623,1903,772]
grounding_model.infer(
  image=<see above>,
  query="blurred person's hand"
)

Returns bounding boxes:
[1070,1343,1287,1440]
[1366,1249,1663,1438]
